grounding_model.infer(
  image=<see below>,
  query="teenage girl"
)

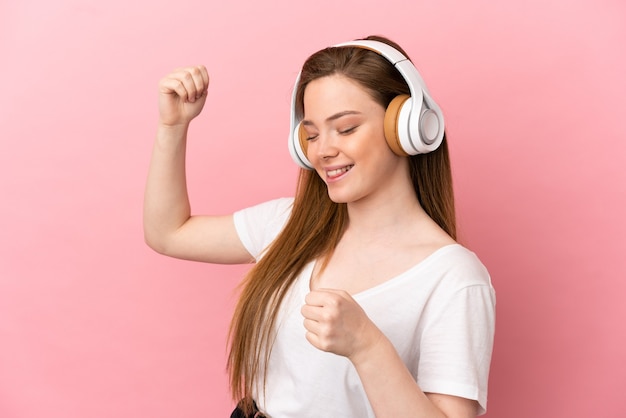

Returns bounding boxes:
[144,35,496,418]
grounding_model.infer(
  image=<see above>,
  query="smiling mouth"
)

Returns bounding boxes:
[326,165,354,178]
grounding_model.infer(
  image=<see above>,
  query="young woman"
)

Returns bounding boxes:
[144,35,496,418]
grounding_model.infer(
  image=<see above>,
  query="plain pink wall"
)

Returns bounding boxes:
[1,0,625,416]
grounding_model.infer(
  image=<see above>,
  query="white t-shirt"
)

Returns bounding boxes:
[233,198,496,417]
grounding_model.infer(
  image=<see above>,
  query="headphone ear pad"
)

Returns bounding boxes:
[297,123,309,157]
[289,122,313,169]
[383,94,411,157]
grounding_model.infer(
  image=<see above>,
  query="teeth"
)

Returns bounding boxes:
[327,165,353,177]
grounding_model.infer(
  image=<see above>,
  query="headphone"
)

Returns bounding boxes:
[288,39,445,170]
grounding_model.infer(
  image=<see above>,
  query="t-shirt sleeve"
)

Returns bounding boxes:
[417,252,496,415]
[232,197,294,260]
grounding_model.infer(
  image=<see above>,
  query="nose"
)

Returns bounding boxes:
[313,132,339,161]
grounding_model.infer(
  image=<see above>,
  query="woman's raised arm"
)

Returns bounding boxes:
[143,66,253,265]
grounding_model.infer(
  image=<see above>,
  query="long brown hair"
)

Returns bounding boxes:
[227,35,455,414]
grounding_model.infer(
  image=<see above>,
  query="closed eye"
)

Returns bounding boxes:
[339,126,358,135]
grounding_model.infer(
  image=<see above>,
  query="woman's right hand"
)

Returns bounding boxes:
[158,65,209,127]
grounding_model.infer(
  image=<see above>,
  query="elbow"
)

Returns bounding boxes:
[144,234,163,255]
[143,227,171,256]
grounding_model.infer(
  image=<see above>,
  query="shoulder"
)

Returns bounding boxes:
[234,196,294,215]
[233,197,294,259]
[233,197,293,229]
[427,244,492,290]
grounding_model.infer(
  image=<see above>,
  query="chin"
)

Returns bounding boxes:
[328,197,349,204]
[326,190,360,204]
[326,190,346,204]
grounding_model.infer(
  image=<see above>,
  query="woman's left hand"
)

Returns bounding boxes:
[301,289,384,361]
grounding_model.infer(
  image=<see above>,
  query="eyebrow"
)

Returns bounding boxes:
[301,110,362,126]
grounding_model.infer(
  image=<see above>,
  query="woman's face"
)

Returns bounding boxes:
[301,74,409,205]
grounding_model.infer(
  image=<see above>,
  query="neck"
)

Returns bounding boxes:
[345,185,427,240]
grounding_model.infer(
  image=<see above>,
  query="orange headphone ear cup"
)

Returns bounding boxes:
[383,94,411,157]
[298,123,309,157]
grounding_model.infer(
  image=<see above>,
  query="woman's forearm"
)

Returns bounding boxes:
[351,335,446,418]
[352,335,477,418]
[143,123,192,253]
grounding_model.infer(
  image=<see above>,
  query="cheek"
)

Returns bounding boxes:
[303,143,325,175]
[361,126,393,158]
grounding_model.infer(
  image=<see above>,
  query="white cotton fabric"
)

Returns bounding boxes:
[233,198,496,417]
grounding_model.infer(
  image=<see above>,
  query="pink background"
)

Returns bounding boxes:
[1,0,625,416]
